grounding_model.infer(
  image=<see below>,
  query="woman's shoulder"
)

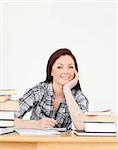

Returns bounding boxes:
[31,81,52,92]
[36,81,50,89]
[23,81,51,94]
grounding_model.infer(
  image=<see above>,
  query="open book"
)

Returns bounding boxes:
[15,128,66,135]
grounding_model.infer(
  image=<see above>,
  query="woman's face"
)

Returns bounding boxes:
[51,55,76,86]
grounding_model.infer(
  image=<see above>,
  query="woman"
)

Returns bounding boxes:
[15,48,88,130]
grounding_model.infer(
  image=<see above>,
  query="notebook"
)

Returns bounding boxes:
[73,130,117,137]
[15,128,66,135]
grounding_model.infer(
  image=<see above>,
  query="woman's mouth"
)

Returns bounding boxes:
[61,76,70,80]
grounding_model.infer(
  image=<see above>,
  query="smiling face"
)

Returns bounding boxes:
[51,55,76,86]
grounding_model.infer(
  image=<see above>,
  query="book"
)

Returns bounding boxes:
[0,126,15,135]
[84,122,117,133]
[80,114,117,122]
[0,100,19,111]
[15,129,61,135]
[0,120,14,127]
[42,128,67,132]
[0,95,11,102]
[73,130,117,137]
[85,110,112,116]
[0,111,15,120]
[15,128,66,135]
[0,89,16,96]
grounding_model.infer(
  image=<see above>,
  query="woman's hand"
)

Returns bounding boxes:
[15,118,57,130]
[64,70,79,90]
[35,117,57,130]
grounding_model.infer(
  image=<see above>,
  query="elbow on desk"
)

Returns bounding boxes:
[73,121,85,131]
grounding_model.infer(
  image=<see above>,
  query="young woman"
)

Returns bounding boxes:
[15,48,88,130]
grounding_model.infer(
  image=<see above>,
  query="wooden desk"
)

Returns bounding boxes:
[0,132,118,150]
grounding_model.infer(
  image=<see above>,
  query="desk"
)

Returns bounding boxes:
[0,132,118,150]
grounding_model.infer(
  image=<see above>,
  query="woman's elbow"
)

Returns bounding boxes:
[74,121,85,131]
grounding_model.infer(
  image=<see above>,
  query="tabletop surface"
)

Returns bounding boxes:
[0,131,118,143]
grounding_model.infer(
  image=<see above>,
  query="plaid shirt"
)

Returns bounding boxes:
[15,81,88,130]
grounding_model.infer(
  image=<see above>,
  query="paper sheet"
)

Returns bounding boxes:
[15,128,66,135]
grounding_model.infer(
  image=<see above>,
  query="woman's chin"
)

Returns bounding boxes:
[60,81,70,85]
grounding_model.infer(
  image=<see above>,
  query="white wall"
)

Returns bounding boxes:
[0,0,117,114]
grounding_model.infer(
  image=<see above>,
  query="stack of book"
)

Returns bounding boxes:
[0,89,19,134]
[74,111,117,136]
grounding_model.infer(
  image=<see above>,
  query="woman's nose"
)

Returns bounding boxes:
[62,68,69,74]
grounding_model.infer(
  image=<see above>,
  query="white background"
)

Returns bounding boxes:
[0,0,117,115]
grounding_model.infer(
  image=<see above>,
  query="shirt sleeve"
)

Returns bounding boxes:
[75,90,89,112]
[14,88,35,119]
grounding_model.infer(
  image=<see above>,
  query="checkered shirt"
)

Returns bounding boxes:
[15,82,89,130]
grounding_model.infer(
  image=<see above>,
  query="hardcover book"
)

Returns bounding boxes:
[0,126,15,135]
[84,122,117,133]
[0,95,11,102]
[0,111,15,120]
[0,100,19,111]
[73,130,117,137]
[0,89,16,96]
[0,120,14,127]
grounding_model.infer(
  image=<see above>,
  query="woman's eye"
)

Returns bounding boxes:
[69,66,74,69]
[57,66,62,69]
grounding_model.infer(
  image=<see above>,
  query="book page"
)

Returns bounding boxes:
[15,128,66,135]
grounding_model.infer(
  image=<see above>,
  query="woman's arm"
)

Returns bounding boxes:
[63,71,86,130]
[15,118,57,130]
[15,118,39,129]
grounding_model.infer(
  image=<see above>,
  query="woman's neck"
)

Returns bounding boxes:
[53,82,65,99]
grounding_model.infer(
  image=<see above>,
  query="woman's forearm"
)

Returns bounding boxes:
[63,87,85,130]
[14,117,57,129]
[14,118,38,129]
